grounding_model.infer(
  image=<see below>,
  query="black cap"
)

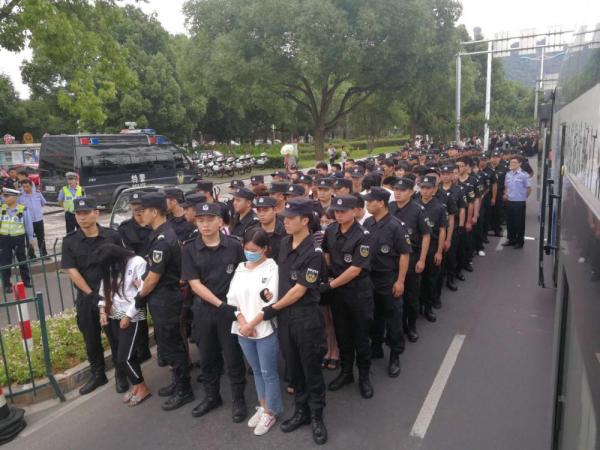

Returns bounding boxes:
[232,187,256,200]
[297,174,313,184]
[285,184,306,197]
[253,196,277,208]
[330,195,357,211]
[279,197,314,217]
[420,176,436,188]
[492,150,502,157]
[394,177,415,190]
[73,197,97,212]
[440,164,454,173]
[363,186,391,202]
[195,202,222,217]
[350,167,364,178]
[164,187,184,203]
[196,181,214,192]
[129,192,144,204]
[334,178,352,190]
[182,193,207,208]
[270,170,288,179]
[317,178,334,189]
[250,175,264,185]
[140,192,167,210]
[229,180,244,189]
[269,182,290,194]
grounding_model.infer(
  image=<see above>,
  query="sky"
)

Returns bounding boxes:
[1,0,599,99]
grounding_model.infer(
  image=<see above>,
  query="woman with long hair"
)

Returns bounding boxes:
[95,243,151,407]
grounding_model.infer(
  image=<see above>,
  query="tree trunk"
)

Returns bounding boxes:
[367,135,375,154]
[314,126,325,161]
[410,119,417,143]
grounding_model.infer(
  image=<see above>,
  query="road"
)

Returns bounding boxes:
[6,185,556,450]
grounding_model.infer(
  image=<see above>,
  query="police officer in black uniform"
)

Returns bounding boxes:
[438,164,464,291]
[251,196,286,263]
[118,192,152,257]
[456,157,476,273]
[390,177,431,342]
[61,198,125,395]
[489,150,507,236]
[165,188,196,242]
[181,202,247,422]
[135,192,194,411]
[363,187,411,378]
[415,176,448,319]
[321,195,374,399]
[260,197,327,445]
[230,188,259,238]
[196,180,231,225]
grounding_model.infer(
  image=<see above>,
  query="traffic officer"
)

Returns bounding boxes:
[252,196,286,263]
[321,195,374,399]
[135,192,194,411]
[363,187,411,378]
[58,172,85,233]
[259,197,327,445]
[0,188,34,292]
[390,177,431,342]
[61,197,124,395]
[181,202,247,422]
[230,188,258,238]
[415,176,447,319]
[118,192,152,257]
[165,188,196,242]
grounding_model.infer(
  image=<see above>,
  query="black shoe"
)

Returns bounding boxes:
[371,345,384,359]
[482,237,490,244]
[424,308,437,323]
[4,286,12,294]
[115,375,129,394]
[162,389,195,411]
[494,232,503,237]
[311,409,328,445]
[456,273,466,282]
[464,265,474,273]
[247,366,253,376]
[358,376,374,398]
[327,371,354,391]
[513,244,523,249]
[388,353,401,378]
[432,299,442,309]
[196,373,204,383]
[281,405,311,433]
[79,373,108,395]
[24,281,33,288]
[191,394,222,417]
[446,279,458,291]
[231,400,247,423]
[407,330,419,343]
[501,240,515,247]
[158,381,177,397]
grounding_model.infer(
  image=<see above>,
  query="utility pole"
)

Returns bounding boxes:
[455,54,461,143]
[483,40,493,152]
[533,46,546,122]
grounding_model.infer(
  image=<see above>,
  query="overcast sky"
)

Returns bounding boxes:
[1,0,599,99]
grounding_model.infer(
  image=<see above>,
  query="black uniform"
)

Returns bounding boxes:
[456,177,476,271]
[482,166,498,236]
[118,218,151,257]
[144,222,191,394]
[61,226,123,376]
[181,233,247,403]
[389,200,431,333]
[168,214,196,243]
[277,234,327,411]
[363,213,411,356]
[490,162,507,235]
[471,171,487,253]
[230,210,259,238]
[322,221,373,377]
[435,187,459,296]
[251,218,286,264]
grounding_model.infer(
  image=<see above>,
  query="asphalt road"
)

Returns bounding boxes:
[6,185,556,450]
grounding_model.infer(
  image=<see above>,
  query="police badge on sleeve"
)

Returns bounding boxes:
[359,245,370,258]
[305,268,319,284]
[152,250,163,264]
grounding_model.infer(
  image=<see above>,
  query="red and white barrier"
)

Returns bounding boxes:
[13,282,33,352]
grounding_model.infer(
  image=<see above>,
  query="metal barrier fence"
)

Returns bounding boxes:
[0,238,75,327]
[0,291,65,401]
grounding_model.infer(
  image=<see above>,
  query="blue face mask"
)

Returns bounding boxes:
[244,250,263,262]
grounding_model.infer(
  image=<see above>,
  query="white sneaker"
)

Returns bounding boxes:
[254,412,276,436]
[247,406,264,428]
[478,250,486,257]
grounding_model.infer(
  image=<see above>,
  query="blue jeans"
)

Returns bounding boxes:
[238,332,284,415]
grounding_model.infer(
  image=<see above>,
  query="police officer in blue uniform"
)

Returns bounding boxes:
[321,195,374,399]
[363,187,411,378]
[0,188,34,292]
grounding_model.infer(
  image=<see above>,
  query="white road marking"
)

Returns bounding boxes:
[525,236,535,241]
[410,334,466,439]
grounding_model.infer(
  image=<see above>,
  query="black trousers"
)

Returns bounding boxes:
[437,230,458,297]
[403,252,422,331]
[104,318,147,385]
[506,200,526,246]
[75,295,105,374]
[0,235,31,287]
[65,212,79,234]
[420,245,441,309]
[330,279,374,374]
[278,305,326,411]
[457,227,473,270]
[32,220,47,256]
[483,194,493,235]
[473,203,485,252]
[370,272,403,355]
[490,194,504,234]
[192,302,246,400]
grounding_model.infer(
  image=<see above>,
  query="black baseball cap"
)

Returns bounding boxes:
[350,167,365,178]
[269,182,289,194]
[232,187,256,201]
[285,184,306,197]
[317,178,334,189]
[270,170,288,179]
[229,180,244,189]
[250,175,264,185]
[394,177,415,190]
[440,164,454,173]
[182,193,207,209]
[279,197,314,217]
[164,187,184,203]
[140,192,166,210]
[330,195,357,211]
[363,186,391,202]
[254,196,277,208]
[129,192,143,205]
[334,178,352,190]
[419,176,436,188]
[195,202,222,217]
[74,198,97,212]
[297,174,313,184]
[196,181,214,192]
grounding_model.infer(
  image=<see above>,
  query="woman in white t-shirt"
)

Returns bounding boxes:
[227,228,283,436]
[95,244,151,407]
